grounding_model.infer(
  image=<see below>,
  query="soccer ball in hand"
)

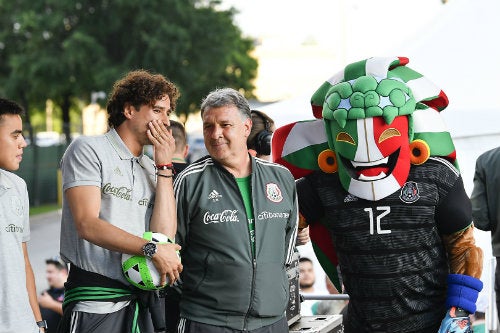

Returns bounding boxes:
[122,231,176,290]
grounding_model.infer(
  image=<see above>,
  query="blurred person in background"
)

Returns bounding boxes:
[38,256,68,332]
[163,119,190,332]
[247,109,275,160]
[298,257,319,316]
[169,120,190,174]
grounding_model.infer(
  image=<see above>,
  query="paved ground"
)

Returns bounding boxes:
[28,210,62,292]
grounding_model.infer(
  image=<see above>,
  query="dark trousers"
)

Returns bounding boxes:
[177,317,288,333]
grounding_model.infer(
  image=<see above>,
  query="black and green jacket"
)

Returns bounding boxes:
[173,155,298,330]
[471,146,500,255]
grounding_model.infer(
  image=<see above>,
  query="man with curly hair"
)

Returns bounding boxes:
[58,70,183,332]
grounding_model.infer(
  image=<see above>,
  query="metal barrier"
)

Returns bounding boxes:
[301,294,350,301]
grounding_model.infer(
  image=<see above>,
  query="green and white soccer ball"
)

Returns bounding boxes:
[122,231,176,290]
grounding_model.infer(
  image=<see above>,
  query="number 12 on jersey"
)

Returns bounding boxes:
[364,207,391,235]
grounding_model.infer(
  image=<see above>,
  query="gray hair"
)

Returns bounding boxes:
[200,88,251,120]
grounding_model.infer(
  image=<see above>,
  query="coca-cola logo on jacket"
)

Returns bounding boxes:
[203,210,240,224]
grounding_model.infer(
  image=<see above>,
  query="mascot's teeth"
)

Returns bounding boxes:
[351,156,389,168]
[358,171,387,181]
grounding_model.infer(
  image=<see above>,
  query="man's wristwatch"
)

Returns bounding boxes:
[36,320,48,330]
[142,241,157,259]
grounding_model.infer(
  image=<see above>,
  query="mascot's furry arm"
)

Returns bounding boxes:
[439,226,483,333]
[443,226,483,279]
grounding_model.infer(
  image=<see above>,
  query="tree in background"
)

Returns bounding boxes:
[0,0,257,142]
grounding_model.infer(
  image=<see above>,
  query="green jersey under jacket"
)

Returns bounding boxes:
[173,155,299,331]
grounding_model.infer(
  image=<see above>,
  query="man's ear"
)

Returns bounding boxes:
[123,103,135,119]
[244,117,252,138]
[248,149,257,157]
[183,144,189,159]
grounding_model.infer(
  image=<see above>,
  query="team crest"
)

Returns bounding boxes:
[266,183,283,203]
[10,195,24,216]
[399,181,420,204]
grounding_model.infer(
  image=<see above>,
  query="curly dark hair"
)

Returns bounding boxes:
[106,70,180,128]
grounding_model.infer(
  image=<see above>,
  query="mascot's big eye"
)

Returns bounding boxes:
[336,132,355,145]
[409,139,430,165]
[318,149,338,173]
[379,128,401,143]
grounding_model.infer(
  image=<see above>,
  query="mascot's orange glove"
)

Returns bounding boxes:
[438,225,483,333]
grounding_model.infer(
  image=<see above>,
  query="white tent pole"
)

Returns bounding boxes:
[487,257,498,332]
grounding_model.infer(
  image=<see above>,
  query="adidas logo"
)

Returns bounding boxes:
[344,194,358,203]
[114,167,123,176]
[208,190,222,202]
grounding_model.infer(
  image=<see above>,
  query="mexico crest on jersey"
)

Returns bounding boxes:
[399,181,420,203]
[266,183,283,203]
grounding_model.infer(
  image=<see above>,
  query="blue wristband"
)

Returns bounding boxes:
[445,274,483,313]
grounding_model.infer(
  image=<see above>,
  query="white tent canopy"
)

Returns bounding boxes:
[262,0,500,130]
[393,0,500,112]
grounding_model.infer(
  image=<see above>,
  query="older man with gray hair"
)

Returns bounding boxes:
[174,88,298,333]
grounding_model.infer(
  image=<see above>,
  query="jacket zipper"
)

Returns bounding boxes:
[243,167,256,331]
[243,258,257,330]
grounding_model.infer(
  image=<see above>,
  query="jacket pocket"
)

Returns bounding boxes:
[184,252,253,314]
[252,262,288,317]
[182,252,209,294]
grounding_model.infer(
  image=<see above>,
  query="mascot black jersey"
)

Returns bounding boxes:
[297,157,471,332]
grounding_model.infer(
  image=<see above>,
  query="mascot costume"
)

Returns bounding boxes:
[272,57,483,332]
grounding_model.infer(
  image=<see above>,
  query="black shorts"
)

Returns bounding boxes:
[65,307,154,333]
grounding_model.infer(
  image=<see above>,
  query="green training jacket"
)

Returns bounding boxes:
[173,155,299,330]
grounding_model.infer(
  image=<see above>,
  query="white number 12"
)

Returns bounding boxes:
[364,207,391,235]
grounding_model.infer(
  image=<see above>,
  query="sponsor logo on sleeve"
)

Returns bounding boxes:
[5,224,23,233]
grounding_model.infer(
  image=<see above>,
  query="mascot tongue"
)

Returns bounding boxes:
[356,166,389,177]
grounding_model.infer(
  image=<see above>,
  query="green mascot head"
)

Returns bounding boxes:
[311,57,455,201]
[273,57,457,201]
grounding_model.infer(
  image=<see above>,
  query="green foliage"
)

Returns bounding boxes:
[29,204,61,216]
[0,0,257,129]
